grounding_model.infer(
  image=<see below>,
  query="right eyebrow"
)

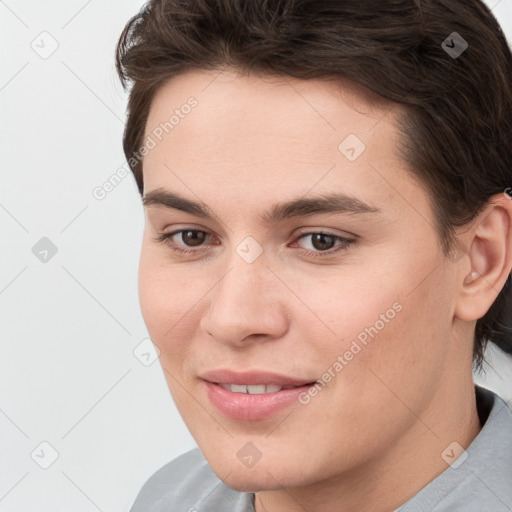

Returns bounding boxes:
[143,188,213,218]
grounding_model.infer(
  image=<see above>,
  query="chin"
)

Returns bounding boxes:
[204,451,313,493]
[218,465,293,493]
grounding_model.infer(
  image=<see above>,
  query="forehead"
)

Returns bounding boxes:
[142,68,427,224]
[146,68,396,143]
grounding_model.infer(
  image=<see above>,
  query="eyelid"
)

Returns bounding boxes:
[291,231,356,255]
[160,228,218,250]
[293,226,357,239]
[155,227,356,258]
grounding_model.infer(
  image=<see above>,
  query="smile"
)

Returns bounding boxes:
[217,383,304,394]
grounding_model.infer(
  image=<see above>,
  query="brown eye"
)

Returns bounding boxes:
[309,233,337,251]
[294,232,355,257]
[180,230,207,247]
[155,229,214,255]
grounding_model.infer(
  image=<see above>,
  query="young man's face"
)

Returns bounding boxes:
[138,69,471,492]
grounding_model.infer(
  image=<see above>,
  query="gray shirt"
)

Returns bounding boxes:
[129,387,512,511]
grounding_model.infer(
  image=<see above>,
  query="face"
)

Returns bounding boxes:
[138,69,463,492]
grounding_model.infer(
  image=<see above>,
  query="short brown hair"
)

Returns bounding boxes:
[115,0,512,366]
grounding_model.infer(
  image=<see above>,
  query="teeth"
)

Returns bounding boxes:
[247,384,266,394]
[218,383,285,394]
[231,384,248,393]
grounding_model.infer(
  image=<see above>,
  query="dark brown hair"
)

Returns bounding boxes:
[115,0,512,367]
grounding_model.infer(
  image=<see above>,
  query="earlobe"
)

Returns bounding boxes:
[454,194,512,322]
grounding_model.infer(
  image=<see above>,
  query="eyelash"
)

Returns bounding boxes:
[154,229,355,258]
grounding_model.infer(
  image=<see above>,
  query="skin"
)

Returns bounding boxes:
[138,68,512,512]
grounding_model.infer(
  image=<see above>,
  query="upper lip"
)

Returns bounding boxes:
[200,369,316,387]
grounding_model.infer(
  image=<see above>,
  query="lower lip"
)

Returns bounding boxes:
[204,381,314,421]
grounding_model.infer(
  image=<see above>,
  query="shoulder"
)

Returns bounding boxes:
[129,448,254,512]
[400,387,512,512]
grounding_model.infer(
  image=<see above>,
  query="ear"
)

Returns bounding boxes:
[454,192,512,322]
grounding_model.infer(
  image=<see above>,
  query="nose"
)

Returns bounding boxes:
[200,254,289,347]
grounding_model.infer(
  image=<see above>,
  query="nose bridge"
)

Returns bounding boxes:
[202,247,287,345]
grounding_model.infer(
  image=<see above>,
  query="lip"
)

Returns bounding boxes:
[200,369,315,387]
[200,369,317,421]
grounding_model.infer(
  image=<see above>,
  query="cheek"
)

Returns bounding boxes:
[334,267,454,412]
[294,256,452,386]
[138,244,202,363]
[288,265,402,354]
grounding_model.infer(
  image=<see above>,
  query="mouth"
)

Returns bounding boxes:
[200,369,317,421]
[216,383,309,394]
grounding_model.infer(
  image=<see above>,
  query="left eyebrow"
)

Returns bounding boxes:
[142,188,382,223]
[262,192,382,223]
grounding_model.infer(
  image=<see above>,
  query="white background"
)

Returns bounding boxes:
[1,1,511,511]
